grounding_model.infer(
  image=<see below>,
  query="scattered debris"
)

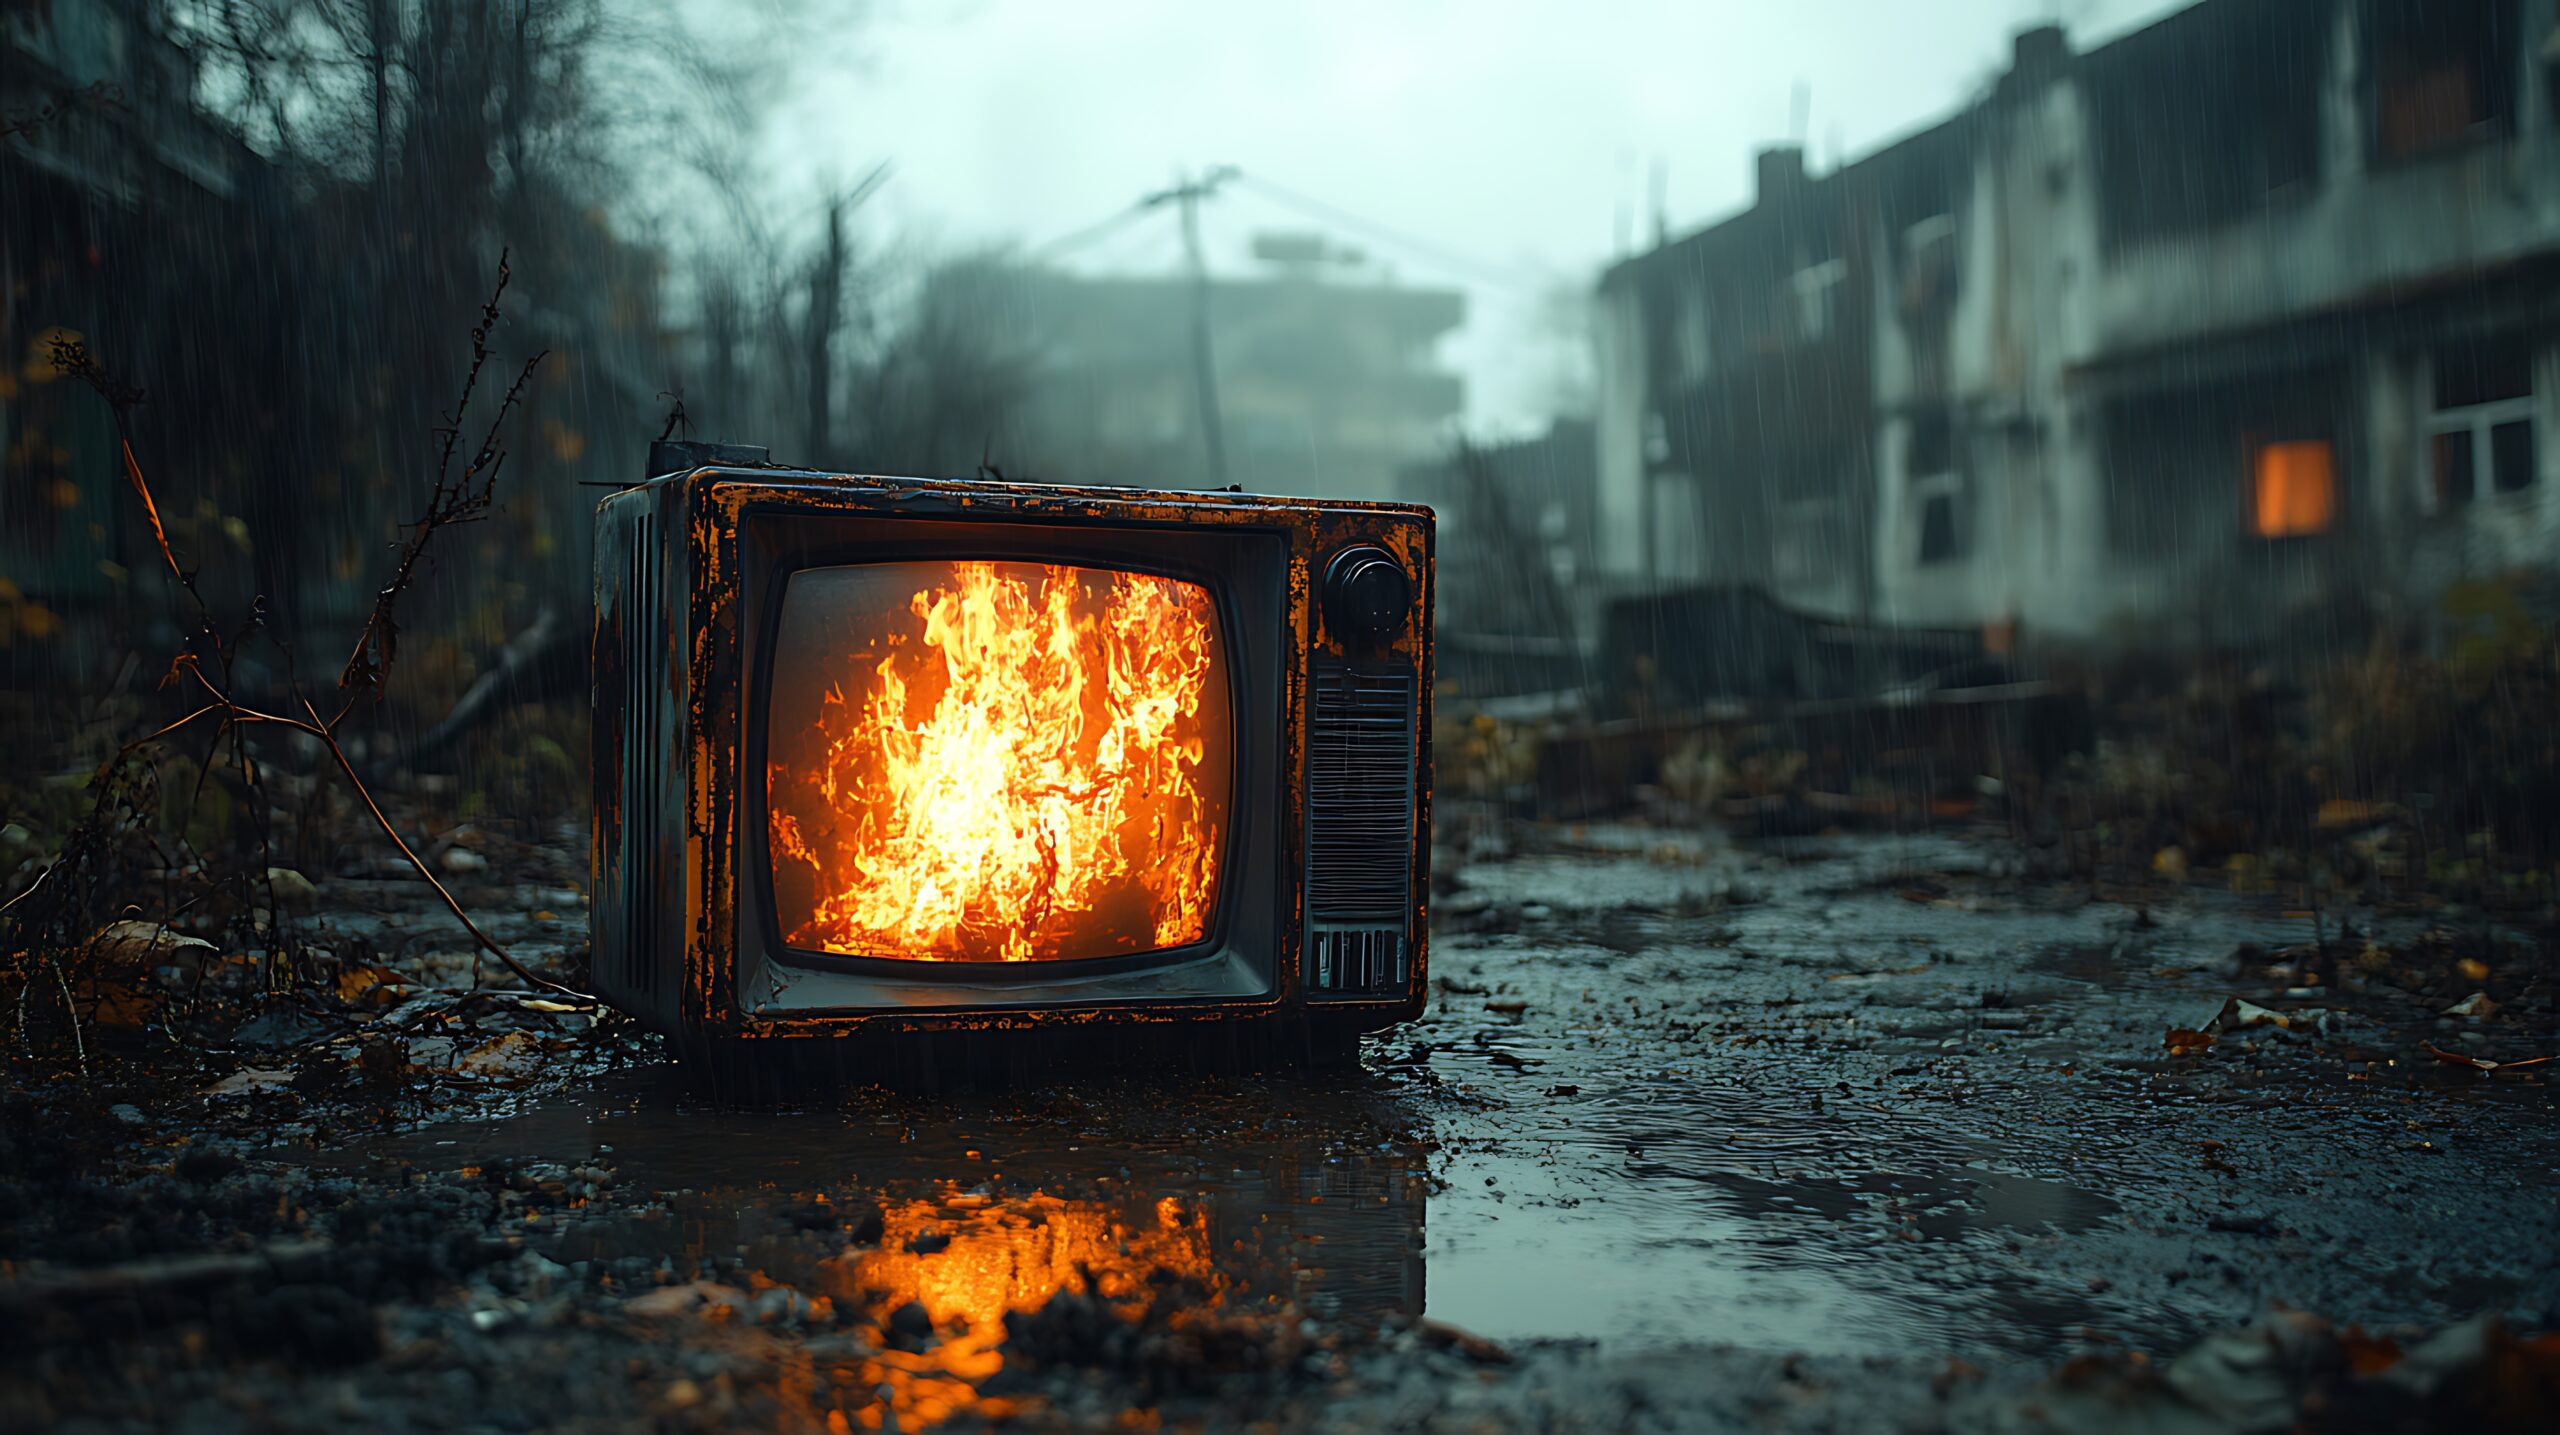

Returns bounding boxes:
[2423,1043,2553,1075]
[2164,1027,2217,1055]
[1418,1318,1514,1366]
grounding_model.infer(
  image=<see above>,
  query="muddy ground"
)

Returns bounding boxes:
[4,810,2556,1431]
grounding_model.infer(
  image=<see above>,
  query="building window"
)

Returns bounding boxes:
[1917,487,1964,564]
[2372,0,2516,161]
[1906,411,1964,565]
[1791,260,1845,343]
[2250,439,2337,538]
[1672,281,1713,386]
[2424,339,2538,509]
[1898,214,1960,315]
[1642,409,1671,465]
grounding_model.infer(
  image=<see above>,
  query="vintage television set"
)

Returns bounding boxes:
[591,441,1432,1065]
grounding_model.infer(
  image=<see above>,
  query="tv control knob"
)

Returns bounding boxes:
[1323,546,1411,644]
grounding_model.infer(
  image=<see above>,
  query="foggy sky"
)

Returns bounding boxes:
[757,0,2189,433]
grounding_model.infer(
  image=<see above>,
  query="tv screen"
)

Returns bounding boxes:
[764,559,1234,964]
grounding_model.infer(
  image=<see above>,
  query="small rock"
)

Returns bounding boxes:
[264,866,320,912]
[232,1005,328,1049]
[886,1300,935,1343]
[176,1148,243,1183]
[439,847,489,875]
[905,1231,952,1255]
[2207,1211,2275,1235]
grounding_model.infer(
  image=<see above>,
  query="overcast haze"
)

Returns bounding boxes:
[750,0,2191,433]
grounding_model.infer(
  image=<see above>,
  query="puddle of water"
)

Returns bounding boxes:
[299,1070,1433,1427]
[266,836,2486,1394]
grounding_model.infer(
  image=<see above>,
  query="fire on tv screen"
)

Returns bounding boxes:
[764,559,1234,964]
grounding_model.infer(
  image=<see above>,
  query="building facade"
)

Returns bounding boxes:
[973,245,1465,502]
[1597,0,2560,651]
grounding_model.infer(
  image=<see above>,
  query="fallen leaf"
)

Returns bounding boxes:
[625,1281,749,1320]
[2337,1326,2403,1376]
[205,1067,294,1097]
[2423,1042,2553,1074]
[2165,1027,2217,1055]
[2206,997,2343,1037]
[458,1031,545,1078]
[2213,998,2285,1030]
[2444,992,2496,1019]
[91,920,215,971]
[336,966,411,1005]
[1418,1318,1513,1365]
[77,978,159,1030]
[2314,799,2392,831]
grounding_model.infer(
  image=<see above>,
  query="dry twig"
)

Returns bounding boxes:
[5,253,582,1022]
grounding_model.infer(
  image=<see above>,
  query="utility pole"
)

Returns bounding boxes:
[806,194,844,463]
[1142,165,1237,488]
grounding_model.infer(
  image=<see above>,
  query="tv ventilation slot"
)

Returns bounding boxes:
[1305,661,1414,995]
[621,511,661,998]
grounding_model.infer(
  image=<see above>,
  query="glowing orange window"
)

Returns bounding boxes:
[2251,440,2336,538]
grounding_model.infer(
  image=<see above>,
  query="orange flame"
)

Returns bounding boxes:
[769,561,1227,962]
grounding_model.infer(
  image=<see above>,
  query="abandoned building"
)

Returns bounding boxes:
[1594,0,2560,654]
[963,235,1466,502]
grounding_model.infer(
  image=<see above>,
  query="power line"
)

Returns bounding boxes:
[1027,203,1151,264]
[1228,172,1547,292]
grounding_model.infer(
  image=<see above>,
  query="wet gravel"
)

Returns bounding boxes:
[3,816,2556,1430]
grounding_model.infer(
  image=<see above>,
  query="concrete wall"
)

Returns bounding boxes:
[1866,0,2560,648]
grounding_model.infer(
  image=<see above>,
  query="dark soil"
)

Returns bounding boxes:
[4,813,2556,1431]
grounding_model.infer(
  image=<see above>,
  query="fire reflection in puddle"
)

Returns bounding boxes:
[310,1074,1431,1430]
[818,1188,1226,1428]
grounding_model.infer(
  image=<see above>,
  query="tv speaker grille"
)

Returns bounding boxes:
[1305,661,1414,994]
